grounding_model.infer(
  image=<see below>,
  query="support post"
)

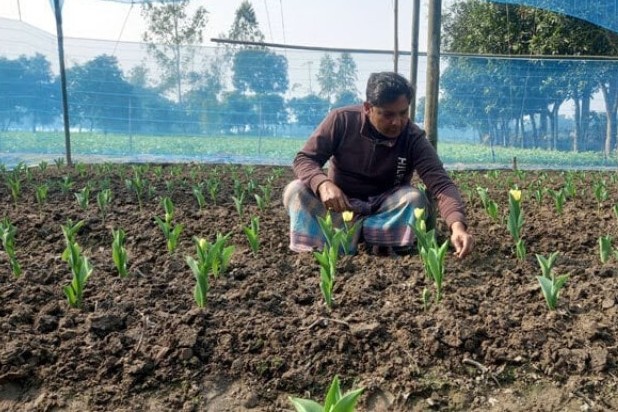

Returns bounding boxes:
[409,0,421,120]
[53,0,72,166]
[424,0,442,150]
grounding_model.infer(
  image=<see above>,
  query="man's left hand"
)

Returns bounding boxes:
[450,221,473,259]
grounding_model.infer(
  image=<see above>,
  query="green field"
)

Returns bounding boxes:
[0,131,616,169]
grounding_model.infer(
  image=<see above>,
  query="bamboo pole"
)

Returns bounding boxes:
[53,0,72,166]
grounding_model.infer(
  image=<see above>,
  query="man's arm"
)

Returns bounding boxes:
[409,130,473,258]
[410,131,466,226]
[292,111,340,194]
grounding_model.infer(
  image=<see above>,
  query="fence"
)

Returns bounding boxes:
[0,17,617,169]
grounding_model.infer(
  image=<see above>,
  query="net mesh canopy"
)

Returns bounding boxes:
[489,0,618,34]
[1,1,618,169]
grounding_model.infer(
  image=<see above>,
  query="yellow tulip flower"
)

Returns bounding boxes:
[342,211,354,222]
[509,189,522,202]
[414,208,425,220]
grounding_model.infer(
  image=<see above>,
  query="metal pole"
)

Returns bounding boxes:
[424,0,442,150]
[394,0,399,72]
[53,0,72,166]
[409,0,421,120]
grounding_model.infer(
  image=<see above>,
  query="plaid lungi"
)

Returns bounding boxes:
[283,180,427,252]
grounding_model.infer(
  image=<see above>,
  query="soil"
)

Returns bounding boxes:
[0,164,617,412]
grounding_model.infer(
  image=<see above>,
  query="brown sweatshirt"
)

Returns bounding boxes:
[292,105,467,229]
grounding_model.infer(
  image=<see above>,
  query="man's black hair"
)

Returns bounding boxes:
[365,72,414,107]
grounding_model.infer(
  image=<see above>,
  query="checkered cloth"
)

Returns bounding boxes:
[283,180,427,252]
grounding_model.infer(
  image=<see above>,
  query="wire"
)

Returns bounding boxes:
[263,0,274,43]
[112,0,134,56]
[279,0,286,44]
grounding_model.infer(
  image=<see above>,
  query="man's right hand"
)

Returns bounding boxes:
[317,180,350,213]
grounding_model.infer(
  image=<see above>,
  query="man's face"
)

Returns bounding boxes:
[363,95,410,138]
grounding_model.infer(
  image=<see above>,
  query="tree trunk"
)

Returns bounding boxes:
[513,116,520,147]
[600,77,618,158]
[573,97,581,152]
[539,109,549,149]
[581,87,591,151]
[519,116,525,148]
[530,113,538,148]
[551,102,561,150]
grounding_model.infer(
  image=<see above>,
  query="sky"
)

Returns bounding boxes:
[0,0,440,51]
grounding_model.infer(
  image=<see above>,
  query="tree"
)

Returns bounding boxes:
[141,0,207,104]
[335,53,358,96]
[16,54,57,131]
[317,54,337,102]
[220,91,256,134]
[231,49,289,134]
[288,94,330,127]
[333,90,361,109]
[0,57,24,130]
[442,0,618,154]
[184,60,225,134]
[259,94,287,133]
[316,53,359,104]
[227,1,265,44]
[0,54,57,131]
[66,55,134,133]
[232,49,288,95]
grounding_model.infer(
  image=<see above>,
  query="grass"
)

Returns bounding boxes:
[0,131,616,169]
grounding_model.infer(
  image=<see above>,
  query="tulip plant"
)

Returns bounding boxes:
[411,208,432,258]
[96,189,112,223]
[206,233,235,278]
[314,211,361,308]
[6,172,21,205]
[75,186,91,211]
[422,287,431,311]
[186,237,211,308]
[38,160,48,173]
[507,189,526,261]
[35,183,49,215]
[62,239,93,308]
[206,175,220,204]
[0,217,21,277]
[425,239,449,303]
[598,235,614,264]
[243,216,260,254]
[549,188,566,215]
[289,375,364,412]
[154,197,183,253]
[314,241,338,309]
[125,167,147,212]
[476,186,499,220]
[254,184,273,212]
[61,219,85,261]
[259,183,272,205]
[412,208,450,303]
[232,192,246,219]
[192,183,206,211]
[593,179,608,210]
[112,228,129,278]
[563,174,576,198]
[185,234,235,303]
[531,186,544,205]
[59,175,74,195]
[535,252,568,311]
